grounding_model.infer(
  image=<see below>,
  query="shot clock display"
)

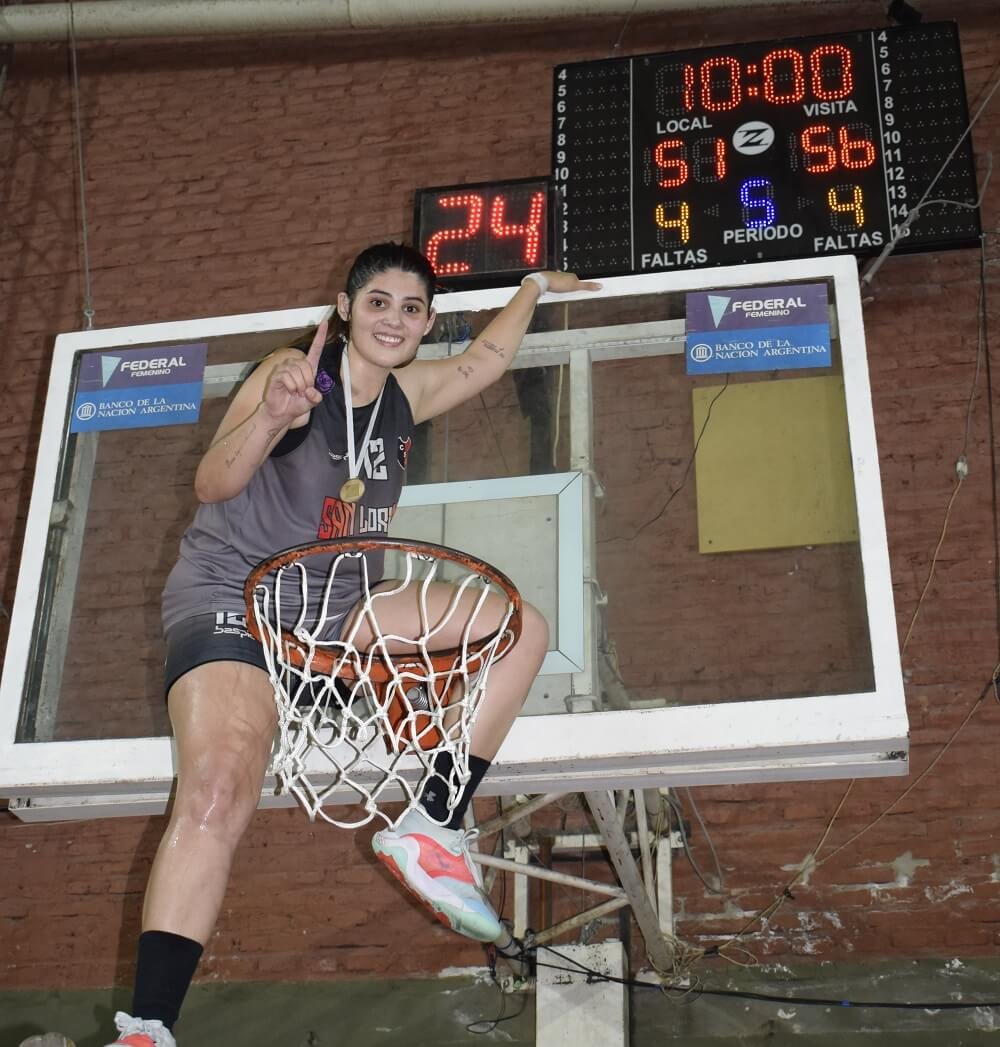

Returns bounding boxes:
[554,22,980,275]
[413,177,552,286]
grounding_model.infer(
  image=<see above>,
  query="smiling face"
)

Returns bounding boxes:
[338,268,436,370]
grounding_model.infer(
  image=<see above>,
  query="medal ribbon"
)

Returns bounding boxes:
[341,350,385,487]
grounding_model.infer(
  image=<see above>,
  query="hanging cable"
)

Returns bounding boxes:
[896,233,987,650]
[550,302,570,467]
[627,374,730,541]
[982,235,1000,669]
[68,0,96,330]
[862,66,1000,286]
[678,788,727,895]
[531,949,1000,1010]
[609,0,638,55]
[710,779,854,963]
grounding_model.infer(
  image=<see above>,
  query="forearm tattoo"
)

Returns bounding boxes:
[223,419,257,469]
[481,339,506,358]
[458,364,474,379]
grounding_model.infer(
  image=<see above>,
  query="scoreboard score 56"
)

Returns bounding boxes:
[554,22,980,275]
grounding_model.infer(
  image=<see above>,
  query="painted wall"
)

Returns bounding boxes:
[1,0,999,991]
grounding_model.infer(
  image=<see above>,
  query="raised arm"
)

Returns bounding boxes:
[395,272,600,424]
[194,320,328,503]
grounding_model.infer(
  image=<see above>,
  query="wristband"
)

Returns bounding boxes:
[521,272,549,294]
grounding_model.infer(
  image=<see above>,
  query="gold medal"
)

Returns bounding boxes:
[340,476,365,503]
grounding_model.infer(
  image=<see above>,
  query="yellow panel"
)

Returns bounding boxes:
[693,376,858,554]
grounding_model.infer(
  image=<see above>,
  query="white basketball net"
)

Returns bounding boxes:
[249,541,519,829]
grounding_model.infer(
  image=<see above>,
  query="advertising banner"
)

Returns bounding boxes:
[70,343,207,433]
[685,284,831,375]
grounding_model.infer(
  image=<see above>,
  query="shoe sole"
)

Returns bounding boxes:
[373,837,500,942]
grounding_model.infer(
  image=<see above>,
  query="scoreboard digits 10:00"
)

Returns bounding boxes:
[554,22,980,275]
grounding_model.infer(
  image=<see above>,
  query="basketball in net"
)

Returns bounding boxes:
[244,537,522,829]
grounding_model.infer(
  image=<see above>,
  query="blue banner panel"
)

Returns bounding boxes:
[70,343,207,432]
[685,324,832,375]
[70,382,205,432]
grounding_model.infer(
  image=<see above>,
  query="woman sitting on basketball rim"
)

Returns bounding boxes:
[105,243,599,1047]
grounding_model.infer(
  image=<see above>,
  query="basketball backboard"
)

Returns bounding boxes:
[0,256,908,820]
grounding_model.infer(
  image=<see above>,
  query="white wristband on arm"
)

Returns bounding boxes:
[521,272,550,294]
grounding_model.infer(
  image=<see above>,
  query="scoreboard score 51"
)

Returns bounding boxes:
[554,22,979,276]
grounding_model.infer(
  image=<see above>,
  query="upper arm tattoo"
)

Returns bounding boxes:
[481,339,506,358]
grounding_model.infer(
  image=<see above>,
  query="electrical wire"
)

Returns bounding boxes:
[532,945,1000,1011]
[467,942,529,1035]
[654,790,724,897]
[550,301,570,466]
[982,236,1000,668]
[467,806,527,1035]
[862,65,1000,286]
[608,374,730,544]
[677,789,727,895]
[609,0,638,55]
[900,231,988,656]
[711,780,854,963]
[817,673,998,869]
[479,389,512,476]
[68,0,96,329]
[899,474,964,654]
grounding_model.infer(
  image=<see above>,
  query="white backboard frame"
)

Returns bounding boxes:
[0,256,909,820]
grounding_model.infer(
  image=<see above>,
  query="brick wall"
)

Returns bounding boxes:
[2,1,999,988]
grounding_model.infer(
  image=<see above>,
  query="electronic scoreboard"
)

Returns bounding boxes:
[554,22,980,275]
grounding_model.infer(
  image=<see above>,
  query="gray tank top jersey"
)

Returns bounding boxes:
[161,341,416,635]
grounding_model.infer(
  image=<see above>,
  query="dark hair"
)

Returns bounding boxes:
[331,241,435,343]
[346,242,435,302]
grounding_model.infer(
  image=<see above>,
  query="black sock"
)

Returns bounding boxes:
[419,751,491,829]
[131,930,204,1031]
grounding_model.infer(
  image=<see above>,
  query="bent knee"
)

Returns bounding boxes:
[519,602,549,654]
[173,760,264,841]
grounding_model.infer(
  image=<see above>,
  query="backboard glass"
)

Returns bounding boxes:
[0,257,908,820]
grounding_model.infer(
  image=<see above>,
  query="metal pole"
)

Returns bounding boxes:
[654,788,675,937]
[657,830,674,937]
[512,845,530,939]
[585,789,675,972]
[529,896,630,946]
[471,851,626,898]
[633,787,657,910]
[0,0,848,44]
[569,346,600,705]
[475,792,565,837]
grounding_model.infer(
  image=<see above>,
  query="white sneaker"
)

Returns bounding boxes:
[373,808,502,943]
[102,1012,176,1047]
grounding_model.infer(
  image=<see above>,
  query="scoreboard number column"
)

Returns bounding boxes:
[873,28,907,242]
[555,67,571,268]
[552,59,633,274]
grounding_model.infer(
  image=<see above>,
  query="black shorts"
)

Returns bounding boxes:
[163,611,269,698]
[162,610,358,704]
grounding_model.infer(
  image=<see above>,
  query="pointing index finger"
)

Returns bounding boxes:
[306,319,328,370]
